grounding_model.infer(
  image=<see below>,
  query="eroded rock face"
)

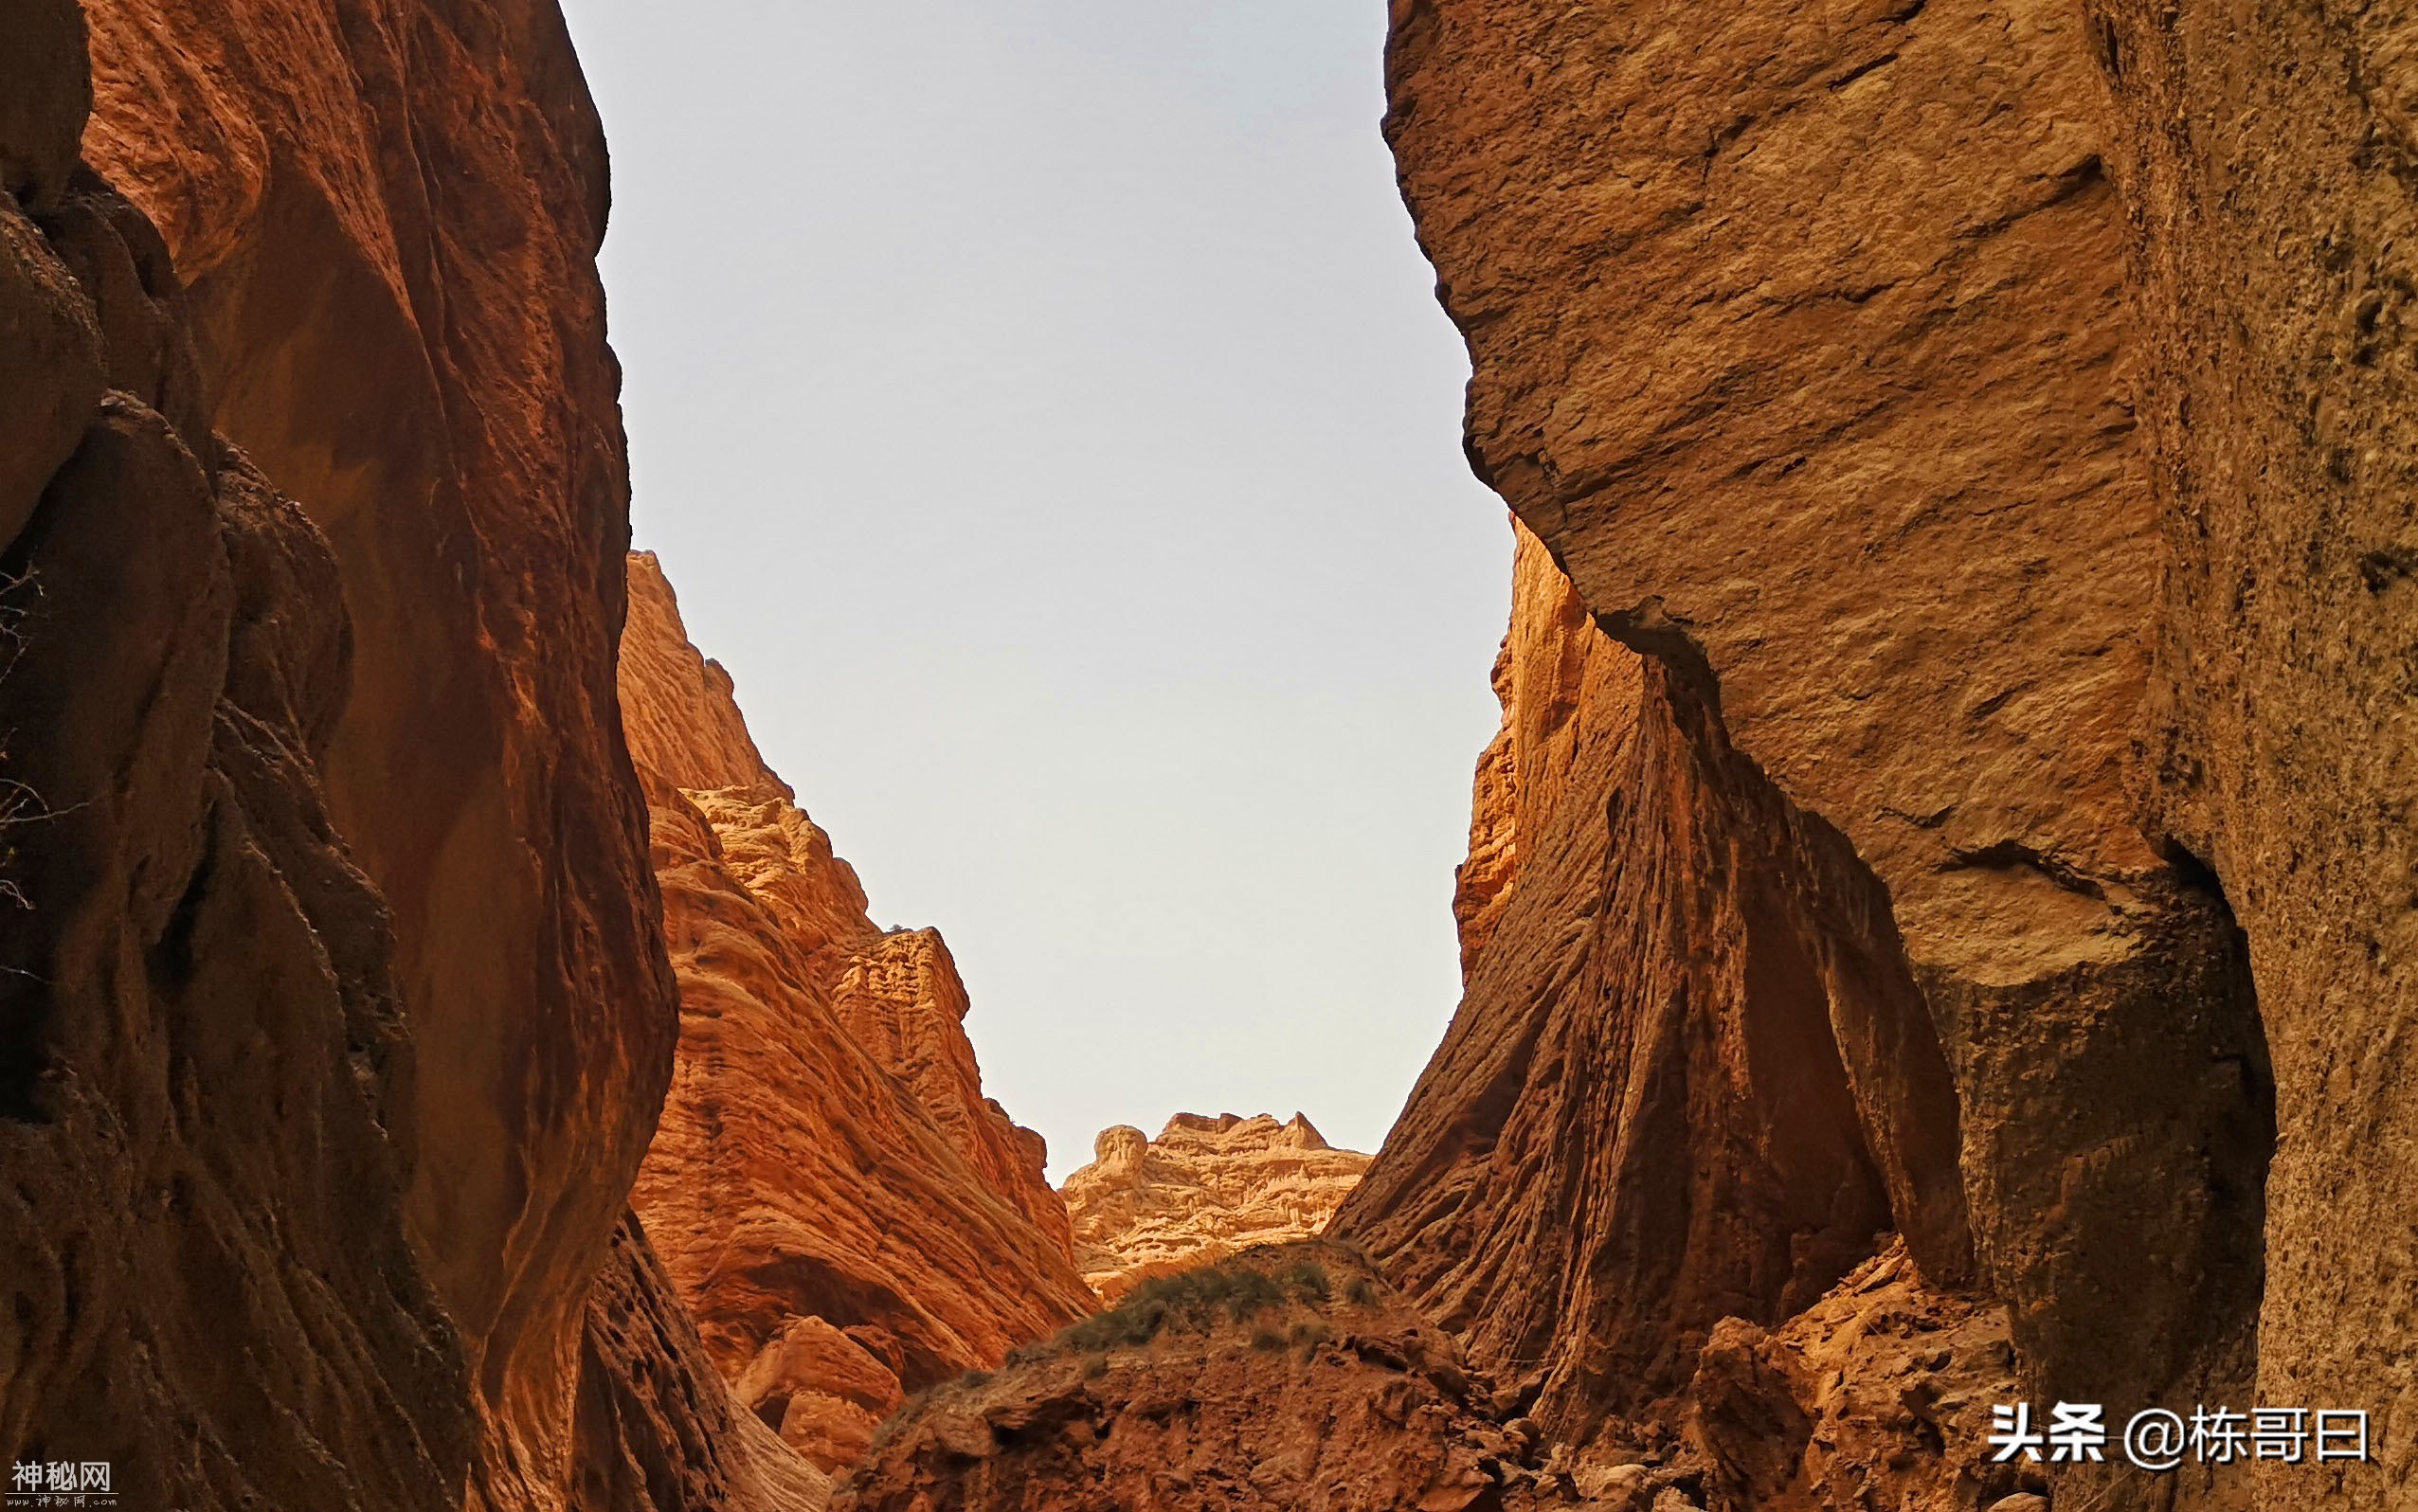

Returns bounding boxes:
[572,1213,833,1512]
[0,15,464,1503]
[1337,527,1969,1437]
[1682,1243,2040,1512]
[2084,6,2418,1503]
[1354,0,2276,1472]
[836,1243,1595,1512]
[1062,1113,1371,1304]
[75,4,676,1502]
[620,551,1092,1479]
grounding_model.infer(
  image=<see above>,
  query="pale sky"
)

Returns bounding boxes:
[562,2,1508,1182]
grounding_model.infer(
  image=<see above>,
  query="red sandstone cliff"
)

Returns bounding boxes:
[0,2,810,1507]
[0,24,466,1493]
[619,550,1092,1479]
[1061,1113,1371,1304]
[1333,1,2321,1507]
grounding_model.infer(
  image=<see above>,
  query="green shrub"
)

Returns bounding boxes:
[1344,1277,1377,1307]
[1251,1328,1286,1351]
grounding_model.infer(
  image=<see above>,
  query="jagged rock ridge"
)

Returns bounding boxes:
[619,549,1093,1480]
[1061,1111,1372,1304]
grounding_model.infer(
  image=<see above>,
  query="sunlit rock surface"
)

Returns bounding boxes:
[1062,1112,1371,1304]
[619,551,1092,1479]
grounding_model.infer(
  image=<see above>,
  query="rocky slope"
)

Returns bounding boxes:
[837,1242,1592,1512]
[1062,1113,1371,1304]
[839,1239,2047,1512]
[619,550,1093,1479]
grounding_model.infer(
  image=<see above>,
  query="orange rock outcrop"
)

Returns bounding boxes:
[1061,1113,1370,1303]
[619,551,1092,1479]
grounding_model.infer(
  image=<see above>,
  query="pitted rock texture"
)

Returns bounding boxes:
[0,21,465,1501]
[835,1243,1600,1512]
[77,1,678,1504]
[2084,5,2418,1503]
[1679,1243,2045,1512]
[1361,0,2277,1467]
[1061,1113,1371,1305]
[620,551,1092,1478]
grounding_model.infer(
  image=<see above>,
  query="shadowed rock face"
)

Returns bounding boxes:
[1062,1112,1372,1304]
[75,3,676,1501]
[2084,5,2418,1503]
[619,552,1092,1480]
[574,1213,834,1512]
[1346,5,2280,1494]
[0,5,812,1509]
[0,9,464,1503]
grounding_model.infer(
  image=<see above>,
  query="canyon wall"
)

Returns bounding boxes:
[1337,526,1976,1431]
[2,4,812,1508]
[1344,0,2409,1505]
[619,551,1092,1479]
[2083,3,2418,1502]
[1061,1111,1371,1303]
[71,19,675,1496]
[0,17,466,1496]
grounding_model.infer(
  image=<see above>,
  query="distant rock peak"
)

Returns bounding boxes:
[1061,1111,1371,1305]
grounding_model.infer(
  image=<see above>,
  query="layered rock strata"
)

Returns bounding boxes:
[1062,1112,1371,1304]
[1344,9,2280,1503]
[619,550,1092,1478]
